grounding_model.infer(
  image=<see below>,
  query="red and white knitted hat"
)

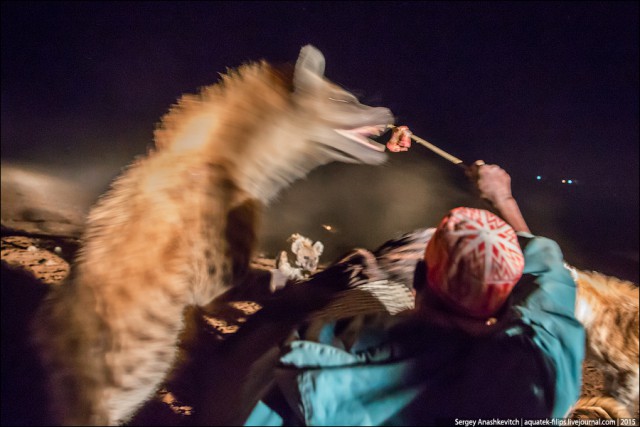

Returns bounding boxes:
[424,207,525,318]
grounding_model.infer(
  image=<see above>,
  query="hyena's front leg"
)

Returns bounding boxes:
[103,302,187,426]
[218,198,275,296]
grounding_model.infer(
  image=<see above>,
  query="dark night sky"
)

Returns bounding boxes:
[1,1,638,281]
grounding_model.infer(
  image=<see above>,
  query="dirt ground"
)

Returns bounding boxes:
[1,233,637,425]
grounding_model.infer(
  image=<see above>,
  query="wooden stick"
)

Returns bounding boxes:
[387,125,466,167]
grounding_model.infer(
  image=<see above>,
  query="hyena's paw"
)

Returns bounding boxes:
[270,268,290,293]
[276,251,306,282]
[276,250,289,270]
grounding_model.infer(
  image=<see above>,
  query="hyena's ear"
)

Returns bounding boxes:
[291,238,304,255]
[313,241,324,257]
[294,45,325,92]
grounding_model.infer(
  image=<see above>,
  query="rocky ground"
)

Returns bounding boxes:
[1,232,638,425]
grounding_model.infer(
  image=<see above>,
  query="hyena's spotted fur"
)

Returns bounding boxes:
[570,267,639,416]
[32,45,392,425]
[571,396,632,419]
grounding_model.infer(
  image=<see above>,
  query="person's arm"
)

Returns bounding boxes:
[467,160,531,233]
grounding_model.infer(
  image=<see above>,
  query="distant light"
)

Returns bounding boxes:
[321,224,338,233]
[567,179,573,184]
[562,179,566,184]
[536,175,542,180]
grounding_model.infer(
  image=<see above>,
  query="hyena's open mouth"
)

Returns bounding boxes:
[326,123,390,164]
[334,124,388,153]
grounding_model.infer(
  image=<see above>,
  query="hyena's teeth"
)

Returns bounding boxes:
[356,125,387,137]
[334,129,386,152]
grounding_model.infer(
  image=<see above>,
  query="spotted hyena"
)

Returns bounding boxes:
[32,45,393,425]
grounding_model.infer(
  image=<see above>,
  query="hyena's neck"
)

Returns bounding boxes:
[225,120,330,205]
[159,117,315,205]
[155,79,330,205]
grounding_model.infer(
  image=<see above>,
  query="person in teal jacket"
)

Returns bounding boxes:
[244,160,585,426]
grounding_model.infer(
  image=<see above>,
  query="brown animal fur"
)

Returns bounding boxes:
[571,267,639,415]
[32,45,392,425]
[571,396,632,419]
